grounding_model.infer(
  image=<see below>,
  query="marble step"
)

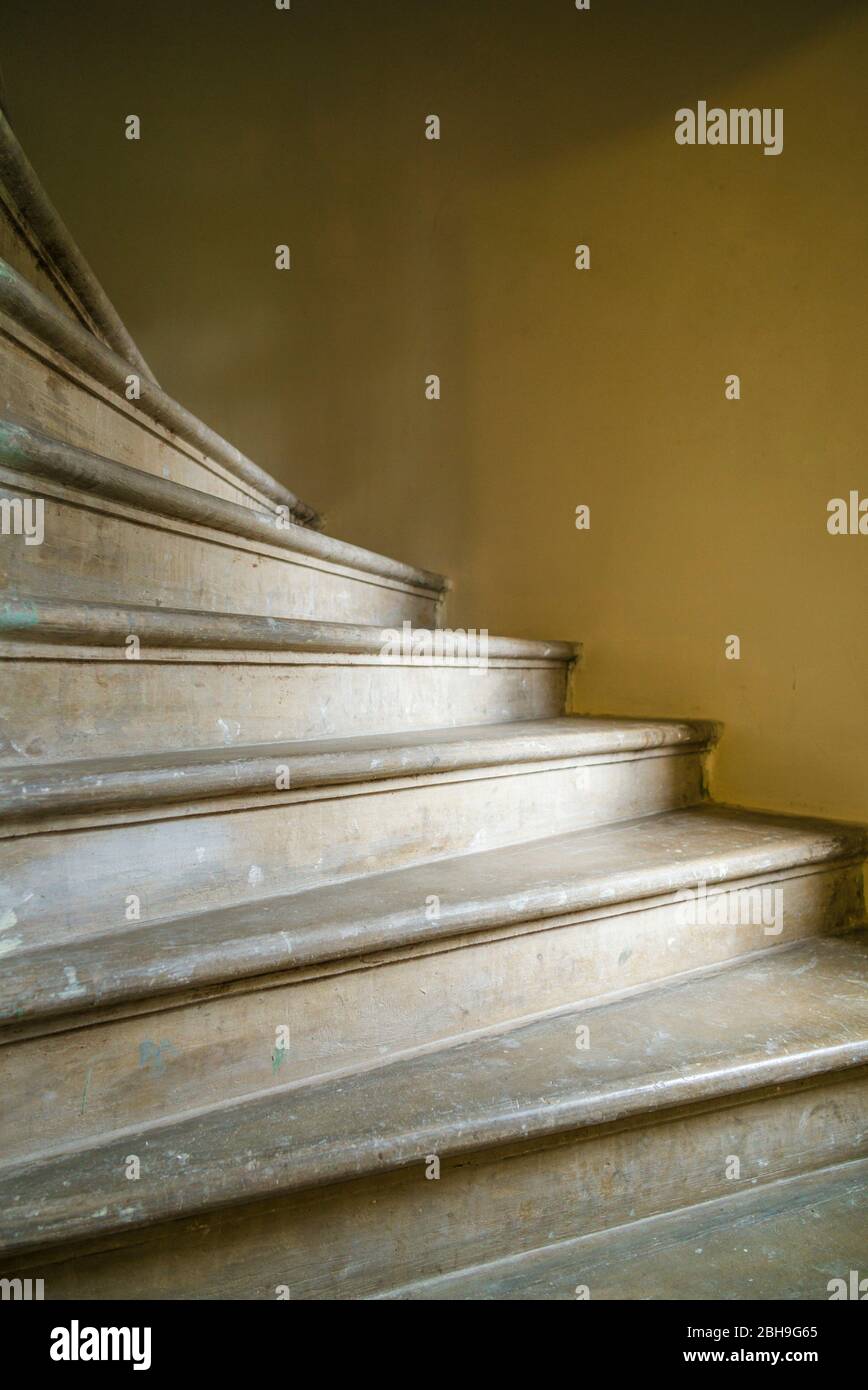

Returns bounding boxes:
[0,419,447,626]
[378,1157,868,1300]
[0,716,710,965]
[1,933,866,1297]
[0,808,863,1163]
[0,596,576,763]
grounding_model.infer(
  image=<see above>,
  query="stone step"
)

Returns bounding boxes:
[0,716,709,956]
[378,1158,868,1300]
[0,108,155,383]
[0,809,863,1163]
[0,420,447,627]
[0,255,317,522]
[0,597,576,763]
[1,933,865,1297]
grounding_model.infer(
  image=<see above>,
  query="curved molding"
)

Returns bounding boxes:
[0,420,447,593]
[0,714,699,824]
[0,256,321,524]
[0,594,572,659]
[0,106,157,383]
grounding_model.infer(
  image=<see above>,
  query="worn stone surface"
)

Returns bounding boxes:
[0,594,572,660]
[0,597,577,763]
[0,490,444,629]
[0,419,443,593]
[0,713,701,819]
[6,1072,865,1298]
[8,740,673,942]
[0,124,865,1299]
[0,193,81,327]
[0,866,861,1164]
[0,647,572,766]
[0,933,865,1270]
[380,1159,868,1301]
[2,803,862,1024]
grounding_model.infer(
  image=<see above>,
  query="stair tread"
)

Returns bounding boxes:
[379,1158,868,1300]
[0,713,712,818]
[2,932,865,1257]
[3,805,864,1025]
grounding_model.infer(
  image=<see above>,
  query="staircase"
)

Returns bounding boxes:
[1,114,866,1302]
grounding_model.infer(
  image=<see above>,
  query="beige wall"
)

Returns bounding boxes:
[3,0,866,822]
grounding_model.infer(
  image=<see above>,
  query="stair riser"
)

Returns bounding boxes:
[0,218,72,327]
[0,479,441,628]
[7,1070,865,1297]
[0,657,567,765]
[389,1162,868,1300]
[1,318,275,514]
[1,750,705,947]
[2,865,860,1162]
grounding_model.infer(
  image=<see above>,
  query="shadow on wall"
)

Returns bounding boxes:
[364,0,865,166]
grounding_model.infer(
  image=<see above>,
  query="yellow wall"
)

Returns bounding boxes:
[3,0,866,821]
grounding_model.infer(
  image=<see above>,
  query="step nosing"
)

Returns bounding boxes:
[2,811,865,1026]
[0,594,573,658]
[1,1018,863,1258]
[0,717,712,819]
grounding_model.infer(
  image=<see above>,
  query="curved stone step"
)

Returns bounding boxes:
[0,716,711,979]
[0,710,702,823]
[8,805,860,1164]
[0,597,576,762]
[2,803,862,1032]
[1,933,865,1297]
[0,420,448,627]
